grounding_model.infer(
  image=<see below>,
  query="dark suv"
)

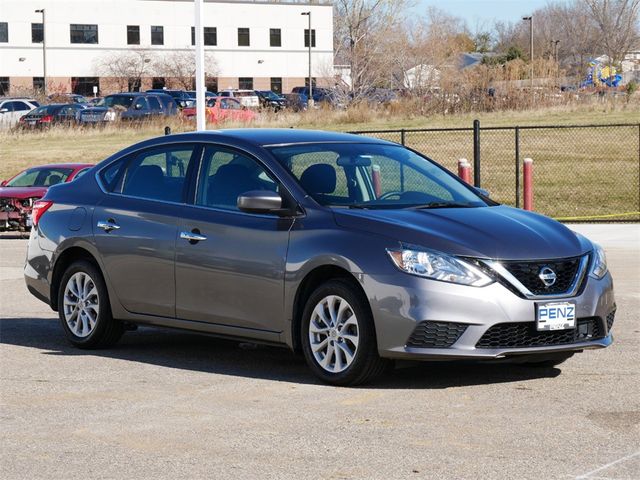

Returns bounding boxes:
[78,93,174,123]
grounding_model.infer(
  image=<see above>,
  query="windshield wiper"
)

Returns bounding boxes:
[409,202,478,209]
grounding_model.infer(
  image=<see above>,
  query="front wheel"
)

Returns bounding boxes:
[301,279,389,386]
[58,260,124,349]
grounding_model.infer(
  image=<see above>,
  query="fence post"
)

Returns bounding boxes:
[473,119,481,187]
[523,158,533,211]
[458,159,471,183]
[400,129,406,146]
[515,126,520,208]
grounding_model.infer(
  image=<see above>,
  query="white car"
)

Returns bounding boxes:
[0,98,40,129]
[217,89,260,108]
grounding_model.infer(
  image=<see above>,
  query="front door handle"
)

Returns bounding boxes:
[97,220,120,232]
[180,230,207,243]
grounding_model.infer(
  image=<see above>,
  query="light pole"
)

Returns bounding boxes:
[194,0,205,131]
[522,16,533,93]
[35,9,46,96]
[301,11,313,108]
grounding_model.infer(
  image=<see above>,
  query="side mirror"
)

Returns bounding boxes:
[0,108,8,113]
[475,187,490,197]
[134,103,144,110]
[237,190,284,214]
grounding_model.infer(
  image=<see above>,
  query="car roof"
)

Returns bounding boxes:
[163,129,394,147]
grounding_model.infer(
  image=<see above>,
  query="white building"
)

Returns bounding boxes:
[0,0,334,96]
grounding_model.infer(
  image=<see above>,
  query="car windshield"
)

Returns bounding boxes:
[28,105,59,116]
[260,91,280,100]
[103,96,134,108]
[269,143,488,209]
[6,168,73,187]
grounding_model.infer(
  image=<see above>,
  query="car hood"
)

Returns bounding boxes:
[81,107,108,114]
[0,186,47,199]
[332,205,591,260]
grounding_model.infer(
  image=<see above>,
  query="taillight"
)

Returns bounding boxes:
[32,200,53,226]
[40,115,53,123]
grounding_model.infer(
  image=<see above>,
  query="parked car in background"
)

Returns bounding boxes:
[217,89,260,108]
[78,93,171,124]
[24,129,615,386]
[282,92,308,112]
[87,97,103,106]
[186,90,217,100]
[146,89,194,108]
[48,93,90,104]
[0,98,39,129]
[181,96,256,124]
[19,103,87,128]
[0,163,92,231]
[255,90,286,111]
[291,86,336,106]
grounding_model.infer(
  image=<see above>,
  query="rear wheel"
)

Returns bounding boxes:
[58,260,124,348]
[301,279,389,386]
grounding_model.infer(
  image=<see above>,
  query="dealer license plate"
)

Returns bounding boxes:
[536,302,576,331]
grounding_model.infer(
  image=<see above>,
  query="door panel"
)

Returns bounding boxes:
[93,142,199,317]
[175,145,293,332]
[175,208,292,331]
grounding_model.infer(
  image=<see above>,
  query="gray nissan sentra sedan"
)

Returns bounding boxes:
[24,129,615,385]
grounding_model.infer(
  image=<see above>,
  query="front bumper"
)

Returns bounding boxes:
[366,270,615,361]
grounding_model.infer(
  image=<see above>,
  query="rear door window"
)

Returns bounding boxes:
[106,144,198,202]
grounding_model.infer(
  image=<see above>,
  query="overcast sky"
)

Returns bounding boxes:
[413,0,550,29]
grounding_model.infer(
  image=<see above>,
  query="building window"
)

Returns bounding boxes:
[305,77,317,88]
[191,27,217,46]
[238,77,253,90]
[128,77,141,92]
[0,77,9,95]
[270,78,282,94]
[71,77,99,96]
[152,77,166,89]
[270,28,281,47]
[33,77,45,91]
[237,28,250,47]
[127,25,140,45]
[0,23,7,43]
[151,26,164,45]
[32,23,43,43]
[304,29,316,48]
[70,24,98,44]
[206,78,218,93]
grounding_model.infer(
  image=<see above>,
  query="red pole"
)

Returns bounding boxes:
[458,159,471,184]
[372,164,382,198]
[523,158,533,211]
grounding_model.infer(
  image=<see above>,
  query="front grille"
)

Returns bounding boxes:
[406,321,468,348]
[502,256,584,295]
[606,309,616,332]
[476,318,604,349]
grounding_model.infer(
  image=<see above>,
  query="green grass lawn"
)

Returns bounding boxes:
[1,105,638,220]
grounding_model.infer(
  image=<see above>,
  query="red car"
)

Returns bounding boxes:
[0,163,93,231]
[181,97,257,124]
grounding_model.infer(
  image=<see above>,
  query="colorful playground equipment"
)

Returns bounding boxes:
[581,59,623,88]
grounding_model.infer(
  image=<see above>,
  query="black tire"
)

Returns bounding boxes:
[301,279,389,386]
[520,352,575,368]
[57,260,124,349]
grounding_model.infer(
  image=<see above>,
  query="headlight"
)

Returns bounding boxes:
[386,247,494,286]
[590,243,607,279]
[104,111,116,121]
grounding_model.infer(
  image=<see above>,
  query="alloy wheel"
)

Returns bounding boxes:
[308,295,360,373]
[63,272,100,338]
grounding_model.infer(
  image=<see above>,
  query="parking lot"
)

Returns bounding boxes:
[1,224,639,480]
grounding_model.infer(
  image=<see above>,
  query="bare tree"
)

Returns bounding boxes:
[583,0,640,65]
[153,51,219,90]
[334,0,410,97]
[94,49,155,92]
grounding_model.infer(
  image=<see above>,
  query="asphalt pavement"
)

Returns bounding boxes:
[1,225,638,479]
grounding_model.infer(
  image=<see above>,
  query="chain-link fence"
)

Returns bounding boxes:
[350,123,640,222]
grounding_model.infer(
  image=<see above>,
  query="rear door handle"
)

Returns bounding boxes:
[180,230,207,243]
[97,220,120,232]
